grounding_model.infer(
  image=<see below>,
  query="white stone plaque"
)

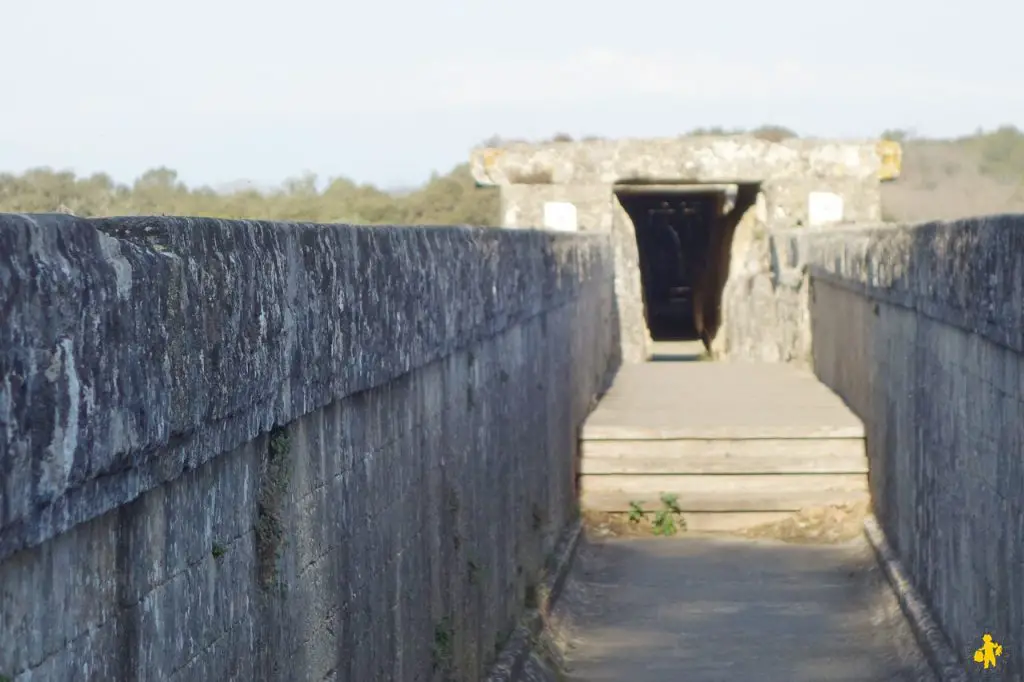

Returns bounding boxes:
[543,201,578,232]
[504,205,520,228]
[807,192,844,226]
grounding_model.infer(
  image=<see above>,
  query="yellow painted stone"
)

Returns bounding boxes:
[876,140,902,181]
[482,148,504,170]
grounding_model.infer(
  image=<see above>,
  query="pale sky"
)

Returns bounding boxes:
[3,0,1023,191]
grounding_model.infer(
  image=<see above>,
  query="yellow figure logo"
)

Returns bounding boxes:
[973,633,1003,669]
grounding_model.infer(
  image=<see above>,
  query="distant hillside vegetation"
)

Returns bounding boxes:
[0,165,501,227]
[877,127,1024,222]
[2,125,1023,225]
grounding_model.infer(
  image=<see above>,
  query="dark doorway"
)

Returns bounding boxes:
[615,187,724,341]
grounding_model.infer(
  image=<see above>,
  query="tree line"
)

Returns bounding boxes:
[0,163,501,226]
[3,125,1024,226]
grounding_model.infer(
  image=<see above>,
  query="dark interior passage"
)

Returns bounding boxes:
[615,189,723,341]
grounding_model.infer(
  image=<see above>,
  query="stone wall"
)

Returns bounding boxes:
[0,214,620,681]
[805,216,1024,677]
[717,225,822,364]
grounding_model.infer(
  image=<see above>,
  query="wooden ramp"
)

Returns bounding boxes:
[579,361,868,532]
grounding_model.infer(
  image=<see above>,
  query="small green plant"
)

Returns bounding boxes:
[493,622,517,661]
[211,542,227,559]
[531,503,546,531]
[535,582,551,611]
[651,493,686,536]
[432,618,454,673]
[446,486,460,516]
[524,581,539,609]
[256,426,292,588]
[627,501,646,525]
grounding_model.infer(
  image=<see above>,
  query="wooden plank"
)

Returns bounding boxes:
[588,510,798,533]
[580,438,867,474]
[581,362,866,440]
[579,473,868,512]
[674,511,795,533]
[582,422,865,440]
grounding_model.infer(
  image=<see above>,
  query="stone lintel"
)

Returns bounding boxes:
[470,136,892,187]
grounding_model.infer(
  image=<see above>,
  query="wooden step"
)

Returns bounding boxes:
[586,510,802,533]
[575,362,871,529]
[581,363,866,441]
[583,422,865,440]
[578,473,869,513]
[580,438,867,475]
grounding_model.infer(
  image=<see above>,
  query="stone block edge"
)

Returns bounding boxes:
[863,515,968,682]
[483,517,584,682]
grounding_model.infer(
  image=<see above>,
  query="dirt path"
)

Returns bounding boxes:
[534,534,935,682]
